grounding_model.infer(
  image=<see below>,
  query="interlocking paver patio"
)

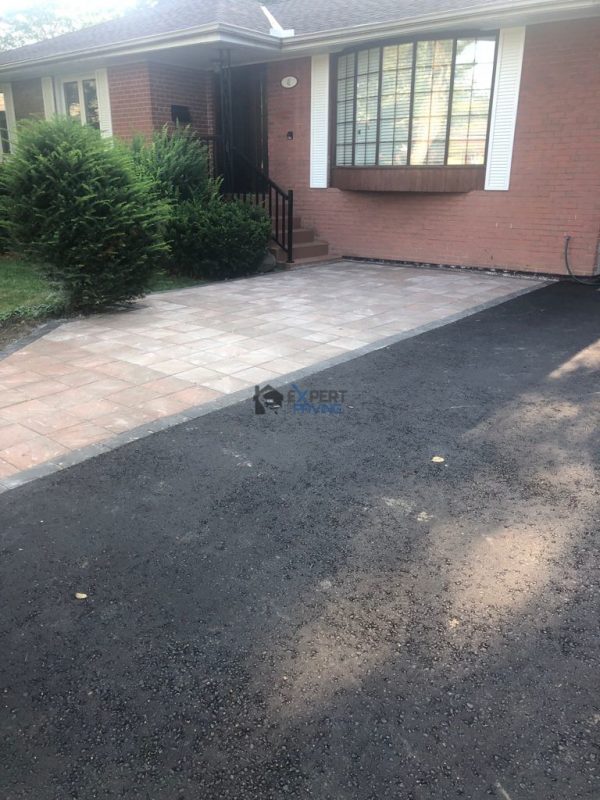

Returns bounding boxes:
[0,262,539,482]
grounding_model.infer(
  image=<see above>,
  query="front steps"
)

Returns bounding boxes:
[270,216,330,264]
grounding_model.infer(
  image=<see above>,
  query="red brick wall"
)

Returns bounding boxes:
[267,19,600,276]
[108,63,154,139]
[148,62,215,135]
[108,61,215,140]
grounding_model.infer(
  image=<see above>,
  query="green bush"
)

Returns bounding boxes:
[130,125,213,202]
[170,196,271,279]
[0,118,167,310]
[131,127,271,279]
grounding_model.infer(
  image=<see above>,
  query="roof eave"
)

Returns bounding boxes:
[280,0,600,51]
[0,22,280,75]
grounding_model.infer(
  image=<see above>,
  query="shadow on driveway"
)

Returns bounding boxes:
[1,282,599,799]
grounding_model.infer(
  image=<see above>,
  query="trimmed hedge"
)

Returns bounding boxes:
[130,125,213,203]
[0,119,168,310]
[170,195,272,279]
[131,127,271,279]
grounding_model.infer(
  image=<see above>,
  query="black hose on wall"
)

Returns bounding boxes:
[564,235,600,286]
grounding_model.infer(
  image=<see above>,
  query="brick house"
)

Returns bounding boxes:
[1,0,599,275]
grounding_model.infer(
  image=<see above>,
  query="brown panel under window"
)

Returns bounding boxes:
[331,166,485,193]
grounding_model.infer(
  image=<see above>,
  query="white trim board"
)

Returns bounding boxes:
[0,82,17,159]
[95,68,112,138]
[485,27,526,191]
[310,54,330,189]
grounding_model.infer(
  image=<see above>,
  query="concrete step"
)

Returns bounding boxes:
[291,228,316,244]
[271,239,330,263]
[271,228,315,244]
[272,216,303,234]
[294,240,329,259]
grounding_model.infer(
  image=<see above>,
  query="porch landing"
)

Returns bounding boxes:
[0,262,540,490]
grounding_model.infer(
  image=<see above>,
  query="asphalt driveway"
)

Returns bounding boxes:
[1,281,598,799]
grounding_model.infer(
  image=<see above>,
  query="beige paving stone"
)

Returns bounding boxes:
[0,389,30,409]
[81,378,136,397]
[138,395,191,418]
[0,458,18,478]
[56,369,106,388]
[68,398,130,421]
[0,435,68,470]
[25,411,83,436]
[93,362,163,383]
[16,379,70,400]
[49,422,113,449]
[259,357,307,375]
[69,355,113,370]
[94,409,158,433]
[233,366,287,385]
[327,337,371,351]
[22,360,79,378]
[0,398,53,421]
[0,370,52,388]
[234,350,275,367]
[0,423,40,449]
[103,387,162,409]
[41,386,102,409]
[141,376,195,395]
[209,358,257,375]
[168,386,223,407]
[175,366,222,384]
[150,359,199,375]
[185,350,230,366]
[199,374,255,394]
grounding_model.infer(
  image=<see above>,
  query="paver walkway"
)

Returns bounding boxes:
[0,262,536,484]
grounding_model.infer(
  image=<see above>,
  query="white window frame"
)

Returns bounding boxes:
[56,74,97,126]
[54,70,112,137]
[0,82,17,161]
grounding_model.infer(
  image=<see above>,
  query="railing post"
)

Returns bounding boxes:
[287,189,294,264]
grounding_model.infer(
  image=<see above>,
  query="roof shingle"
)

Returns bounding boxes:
[0,0,270,66]
[0,0,597,67]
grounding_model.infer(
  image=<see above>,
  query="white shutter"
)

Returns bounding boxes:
[41,77,56,119]
[310,54,330,189]
[0,82,17,158]
[95,68,113,138]
[485,27,526,191]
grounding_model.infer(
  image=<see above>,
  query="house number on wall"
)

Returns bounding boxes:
[281,76,298,89]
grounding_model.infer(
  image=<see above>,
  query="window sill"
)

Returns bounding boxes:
[331,166,486,194]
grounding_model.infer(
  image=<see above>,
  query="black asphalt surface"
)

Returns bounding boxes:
[1,281,599,800]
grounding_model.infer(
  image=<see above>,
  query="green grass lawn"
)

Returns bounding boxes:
[0,257,63,321]
[0,256,201,324]
[146,271,200,292]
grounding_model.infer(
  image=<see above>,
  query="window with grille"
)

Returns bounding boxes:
[335,36,497,168]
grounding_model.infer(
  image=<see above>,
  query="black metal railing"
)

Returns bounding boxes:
[200,136,294,264]
[230,147,294,264]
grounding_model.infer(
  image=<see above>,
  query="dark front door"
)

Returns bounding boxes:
[230,64,268,173]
